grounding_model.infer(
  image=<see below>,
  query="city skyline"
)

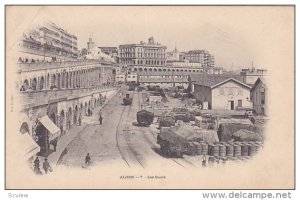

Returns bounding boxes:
[10,6,292,70]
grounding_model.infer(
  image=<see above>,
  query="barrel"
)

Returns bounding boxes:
[255,142,264,152]
[225,144,234,157]
[219,144,226,157]
[241,143,249,156]
[233,144,241,157]
[209,144,220,157]
[200,142,208,155]
[248,143,257,156]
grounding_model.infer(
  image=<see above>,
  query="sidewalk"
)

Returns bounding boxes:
[47,88,118,168]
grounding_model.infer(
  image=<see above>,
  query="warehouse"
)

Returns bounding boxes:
[194,77,252,110]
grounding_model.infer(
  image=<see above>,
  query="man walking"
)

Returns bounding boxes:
[85,153,91,165]
[42,158,52,174]
[99,110,103,125]
[33,157,41,174]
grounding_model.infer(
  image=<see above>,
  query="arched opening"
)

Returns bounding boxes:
[66,72,69,88]
[22,79,29,91]
[31,78,37,91]
[51,74,56,89]
[139,68,143,72]
[60,110,65,134]
[74,105,78,125]
[67,107,72,130]
[57,73,61,89]
[163,69,166,71]
[144,68,148,72]
[47,74,50,89]
[20,122,30,134]
[84,102,88,116]
[39,76,44,90]
[49,112,56,125]
[149,68,153,72]
[80,104,83,117]
[158,69,162,72]
[154,68,157,72]
[35,122,48,153]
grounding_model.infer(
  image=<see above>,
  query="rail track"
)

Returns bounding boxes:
[115,92,144,168]
[137,91,196,169]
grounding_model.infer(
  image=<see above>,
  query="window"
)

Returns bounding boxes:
[219,88,224,95]
[261,87,265,105]
[228,88,234,95]
[238,100,242,107]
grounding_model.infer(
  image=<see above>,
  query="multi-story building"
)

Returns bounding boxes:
[99,47,119,63]
[17,59,116,155]
[185,50,215,68]
[16,23,117,157]
[18,21,79,63]
[119,36,167,68]
[87,38,95,53]
[166,48,180,62]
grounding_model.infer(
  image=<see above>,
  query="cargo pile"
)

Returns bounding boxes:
[217,123,263,142]
[186,141,263,158]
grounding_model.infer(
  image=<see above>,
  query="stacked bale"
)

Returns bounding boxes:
[217,123,263,142]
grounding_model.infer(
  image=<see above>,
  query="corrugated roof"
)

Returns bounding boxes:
[138,71,191,76]
[194,77,252,89]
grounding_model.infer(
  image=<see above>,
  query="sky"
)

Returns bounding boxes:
[7,6,294,70]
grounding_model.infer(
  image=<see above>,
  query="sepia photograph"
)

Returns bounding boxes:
[5,5,295,189]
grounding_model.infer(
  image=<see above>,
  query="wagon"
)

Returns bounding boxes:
[123,93,133,105]
[137,110,154,127]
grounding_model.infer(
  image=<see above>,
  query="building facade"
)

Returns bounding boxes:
[119,37,167,67]
[194,78,252,110]
[185,50,215,68]
[240,68,267,85]
[251,78,267,115]
[138,71,190,88]
[18,59,115,155]
[166,48,180,62]
[19,21,79,63]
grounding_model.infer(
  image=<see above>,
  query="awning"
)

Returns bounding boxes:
[38,116,61,140]
[19,132,40,160]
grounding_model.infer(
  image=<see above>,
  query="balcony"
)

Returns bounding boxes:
[19,59,109,72]
[20,85,118,108]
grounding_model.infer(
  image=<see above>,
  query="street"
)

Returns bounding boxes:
[58,90,204,169]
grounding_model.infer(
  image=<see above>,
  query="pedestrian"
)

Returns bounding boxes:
[85,153,91,165]
[42,158,52,174]
[51,138,58,152]
[33,157,42,174]
[99,114,103,125]
[202,155,207,167]
[78,116,81,126]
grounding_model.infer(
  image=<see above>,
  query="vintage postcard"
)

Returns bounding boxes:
[5,5,294,189]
